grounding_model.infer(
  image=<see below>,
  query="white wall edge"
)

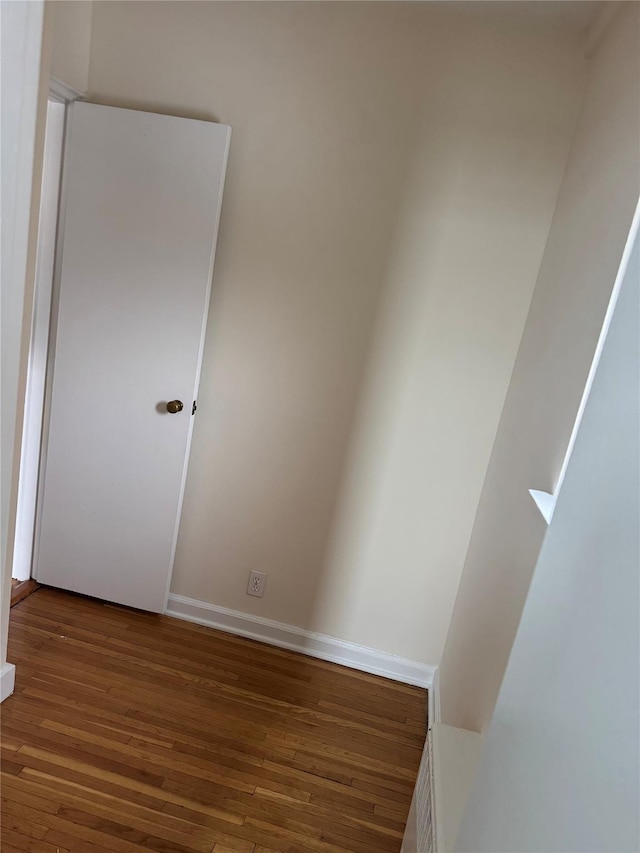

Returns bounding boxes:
[529,489,555,524]
[528,204,640,533]
[166,593,436,689]
[1,662,16,703]
[552,199,640,503]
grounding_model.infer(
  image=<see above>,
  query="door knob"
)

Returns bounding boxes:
[166,400,184,414]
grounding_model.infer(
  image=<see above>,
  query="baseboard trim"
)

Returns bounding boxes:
[1,662,16,703]
[166,593,436,689]
[428,666,441,728]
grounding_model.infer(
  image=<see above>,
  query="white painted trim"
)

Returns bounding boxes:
[13,100,66,582]
[166,593,436,689]
[49,76,84,104]
[1,662,16,703]
[428,666,441,728]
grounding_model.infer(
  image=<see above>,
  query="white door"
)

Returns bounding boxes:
[34,102,230,612]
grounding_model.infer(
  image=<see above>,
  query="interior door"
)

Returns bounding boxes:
[34,102,230,612]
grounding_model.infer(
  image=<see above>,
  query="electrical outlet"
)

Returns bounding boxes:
[247,570,266,598]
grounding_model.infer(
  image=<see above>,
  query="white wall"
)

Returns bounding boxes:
[0,0,45,691]
[1,0,90,688]
[50,0,92,93]
[88,1,586,663]
[455,221,639,853]
[440,2,640,728]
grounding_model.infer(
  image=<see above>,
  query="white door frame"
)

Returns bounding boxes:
[12,77,83,582]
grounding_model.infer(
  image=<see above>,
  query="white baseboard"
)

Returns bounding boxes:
[428,666,441,728]
[166,593,436,689]
[1,662,16,703]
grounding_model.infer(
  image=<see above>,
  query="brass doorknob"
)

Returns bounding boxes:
[166,400,184,414]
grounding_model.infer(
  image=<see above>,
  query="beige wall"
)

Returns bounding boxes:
[49,0,92,93]
[308,16,585,662]
[88,2,586,661]
[440,2,640,731]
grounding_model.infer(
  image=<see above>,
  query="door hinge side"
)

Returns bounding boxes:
[192,401,197,416]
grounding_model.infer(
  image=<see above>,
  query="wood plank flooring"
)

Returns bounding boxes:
[1,587,426,852]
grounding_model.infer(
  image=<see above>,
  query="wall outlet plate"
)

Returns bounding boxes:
[247,570,266,598]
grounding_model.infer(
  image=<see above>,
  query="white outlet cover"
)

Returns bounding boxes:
[247,570,266,598]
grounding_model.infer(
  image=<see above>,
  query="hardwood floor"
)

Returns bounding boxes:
[1,587,426,852]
